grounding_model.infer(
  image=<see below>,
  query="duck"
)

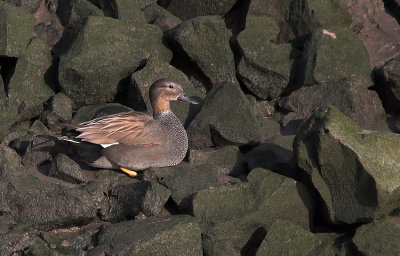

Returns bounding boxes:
[62,78,199,177]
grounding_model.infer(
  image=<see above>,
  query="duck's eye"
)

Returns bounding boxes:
[169,85,174,89]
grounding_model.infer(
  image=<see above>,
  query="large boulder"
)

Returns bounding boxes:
[279,76,387,132]
[0,2,35,57]
[7,38,54,120]
[237,16,292,99]
[161,0,237,21]
[196,168,314,254]
[142,3,182,32]
[374,56,400,114]
[256,220,335,256]
[294,106,400,224]
[165,16,236,88]
[187,82,262,148]
[352,217,400,256]
[88,215,203,255]
[59,16,171,109]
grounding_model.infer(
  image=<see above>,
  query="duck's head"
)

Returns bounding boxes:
[149,78,199,114]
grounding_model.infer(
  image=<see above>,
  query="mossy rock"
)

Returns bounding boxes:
[143,3,182,32]
[237,16,291,99]
[257,220,336,256]
[59,16,171,109]
[88,215,203,255]
[294,106,400,224]
[0,2,35,57]
[279,76,387,131]
[7,38,54,121]
[352,217,400,256]
[187,82,262,148]
[163,0,237,21]
[166,16,236,87]
[196,169,314,254]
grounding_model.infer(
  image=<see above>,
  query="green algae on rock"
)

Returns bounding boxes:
[294,105,400,224]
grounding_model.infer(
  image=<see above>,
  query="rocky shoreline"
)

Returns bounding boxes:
[0,0,400,255]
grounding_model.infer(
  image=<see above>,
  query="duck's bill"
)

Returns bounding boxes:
[178,93,200,104]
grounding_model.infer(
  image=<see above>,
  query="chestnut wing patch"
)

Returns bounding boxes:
[75,111,164,146]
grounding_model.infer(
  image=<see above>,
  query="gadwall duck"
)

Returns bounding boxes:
[63,78,199,177]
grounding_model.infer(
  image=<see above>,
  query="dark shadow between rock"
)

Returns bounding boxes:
[0,56,18,95]
[240,227,267,256]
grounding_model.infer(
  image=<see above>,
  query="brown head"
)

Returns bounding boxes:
[149,78,199,115]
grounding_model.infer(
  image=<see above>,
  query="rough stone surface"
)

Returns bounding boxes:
[197,168,314,254]
[102,180,171,221]
[279,76,387,132]
[97,0,146,23]
[294,106,400,224]
[166,16,236,88]
[348,0,400,68]
[57,0,104,27]
[0,99,18,138]
[352,217,400,256]
[162,0,237,21]
[130,59,204,126]
[374,56,400,114]
[143,3,182,32]
[5,173,98,229]
[88,215,203,255]
[237,16,291,99]
[257,220,335,256]
[187,82,262,148]
[49,153,90,184]
[50,93,73,122]
[312,27,371,83]
[0,2,35,57]
[7,38,54,121]
[59,16,171,109]
[188,145,241,175]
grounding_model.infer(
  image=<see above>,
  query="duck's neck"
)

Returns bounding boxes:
[152,99,170,116]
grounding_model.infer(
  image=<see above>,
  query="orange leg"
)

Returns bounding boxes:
[120,167,138,177]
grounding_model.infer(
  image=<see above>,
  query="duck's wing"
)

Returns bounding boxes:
[74,111,167,146]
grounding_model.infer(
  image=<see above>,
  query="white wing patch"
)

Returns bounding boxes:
[100,142,120,148]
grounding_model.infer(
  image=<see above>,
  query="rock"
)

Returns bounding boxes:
[166,16,236,88]
[188,145,242,175]
[59,16,171,109]
[312,27,371,83]
[374,56,400,114]
[0,227,36,255]
[57,0,104,27]
[348,0,400,68]
[6,172,98,229]
[237,16,292,99]
[162,0,237,21]
[199,168,314,255]
[0,99,18,138]
[6,0,42,13]
[294,106,400,224]
[256,220,335,256]
[50,93,73,122]
[102,180,171,221]
[187,82,262,148]
[7,38,54,121]
[88,215,203,255]
[22,120,54,167]
[130,59,204,125]
[0,145,21,178]
[96,0,146,23]
[71,103,133,124]
[279,76,387,132]
[146,163,221,211]
[49,153,90,184]
[259,118,281,141]
[352,217,400,256]
[28,235,82,256]
[0,2,35,57]
[143,4,182,32]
